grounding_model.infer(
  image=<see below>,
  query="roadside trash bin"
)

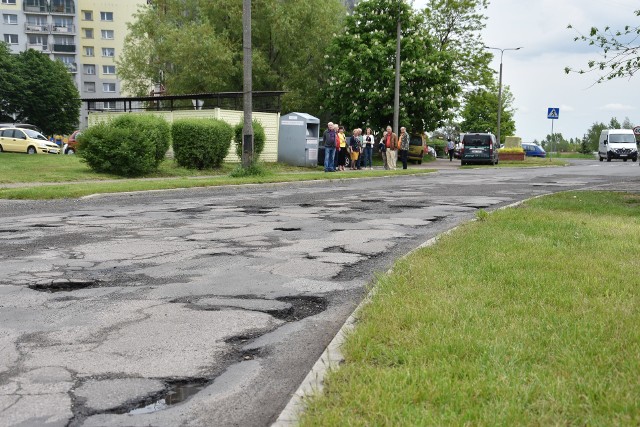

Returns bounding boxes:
[278,112,319,167]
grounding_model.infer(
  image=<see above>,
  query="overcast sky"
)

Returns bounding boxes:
[413,0,640,142]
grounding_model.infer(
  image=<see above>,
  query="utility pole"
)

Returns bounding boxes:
[242,0,253,168]
[484,46,522,145]
[393,1,401,136]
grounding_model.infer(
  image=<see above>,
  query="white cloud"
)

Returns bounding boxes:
[561,104,576,112]
[601,103,636,111]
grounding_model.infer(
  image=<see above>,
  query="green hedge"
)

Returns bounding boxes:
[233,120,266,160]
[78,114,170,176]
[172,119,233,169]
[430,139,447,157]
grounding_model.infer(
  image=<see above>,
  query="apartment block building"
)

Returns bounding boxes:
[1,0,146,126]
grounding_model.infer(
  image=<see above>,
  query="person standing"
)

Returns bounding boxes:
[447,138,455,161]
[399,127,410,169]
[362,128,374,169]
[322,122,337,172]
[379,131,388,169]
[384,126,398,170]
[349,128,361,170]
[337,126,348,171]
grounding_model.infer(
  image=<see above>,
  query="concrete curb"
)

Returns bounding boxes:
[271,196,543,426]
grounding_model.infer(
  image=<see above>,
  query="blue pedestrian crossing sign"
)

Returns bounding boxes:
[547,108,559,119]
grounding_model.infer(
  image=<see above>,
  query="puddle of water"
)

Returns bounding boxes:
[274,227,301,232]
[128,381,207,415]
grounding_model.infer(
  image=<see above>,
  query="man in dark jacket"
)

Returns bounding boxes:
[323,122,337,172]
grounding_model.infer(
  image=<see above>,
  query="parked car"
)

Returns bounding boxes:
[0,127,60,154]
[63,130,82,155]
[407,134,426,164]
[0,123,44,134]
[522,143,546,158]
[460,133,498,166]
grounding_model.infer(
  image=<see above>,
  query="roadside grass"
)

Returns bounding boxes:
[552,152,597,159]
[0,168,433,199]
[463,157,569,168]
[300,191,640,426]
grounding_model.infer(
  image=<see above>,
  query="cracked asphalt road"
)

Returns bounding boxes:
[0,160,638,426]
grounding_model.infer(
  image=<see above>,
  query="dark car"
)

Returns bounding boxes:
[460,133,498,166]
[522,143,546,158]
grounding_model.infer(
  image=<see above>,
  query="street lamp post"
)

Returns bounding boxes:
[485,46,522,146]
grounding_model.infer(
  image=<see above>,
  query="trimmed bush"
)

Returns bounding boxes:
[172,119,233,169]
[233,120,266,160]
[78,114,171,177]
[430,139,447,157]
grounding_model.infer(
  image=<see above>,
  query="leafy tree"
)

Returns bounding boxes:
[0,43,25,122]
[9,50,80,135]
[609,117,621,129]
[583,121,607,151]
[459,83,515,144]
[118,0,344,115]
[321,0,459,133]
[621,116,634,129]
[578,136,592,154]
[421,0,493,91]
[565,10,640,83]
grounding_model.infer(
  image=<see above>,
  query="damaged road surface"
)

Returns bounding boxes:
[0,162,638,426]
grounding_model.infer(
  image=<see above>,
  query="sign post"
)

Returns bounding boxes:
[547,108,559,158]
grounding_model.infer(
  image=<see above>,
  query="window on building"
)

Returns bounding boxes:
[101,29,114,40]
[84,82,96,93]
[102,65,116,75]
[3,34,18,45]
[83,64,96,75]
[103,83,116,93]
[1,0,17,5]
[84,46,94,56]
[2,14,18,25]
[26,15,47,25]
[82,10,93,21]
[103,101,116,110]
[83,28,93,39]
[102,47,115,57]
[100,11,113,21]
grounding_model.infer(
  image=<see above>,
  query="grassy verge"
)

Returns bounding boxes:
[552,152,597,159]
[0,169,433,199]
[463,157,569,168]
[300,191,640,426]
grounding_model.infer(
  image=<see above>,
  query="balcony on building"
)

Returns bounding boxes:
[23,0,48,14]
[64,62,78,73]
[52,24,76,34]
[52,44,76,53]
[50,0,76,15]
[24,23,51,33]
[26,42,49,52]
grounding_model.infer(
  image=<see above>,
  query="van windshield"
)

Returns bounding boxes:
[463,135,492,146]
[609,134,636,144]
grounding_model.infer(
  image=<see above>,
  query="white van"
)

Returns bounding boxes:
[598,129,638,162]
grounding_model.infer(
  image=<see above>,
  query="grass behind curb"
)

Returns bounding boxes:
[300,191,640,426]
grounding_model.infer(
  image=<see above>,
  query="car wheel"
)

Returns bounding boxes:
[606,154,612,162]
[632,157,637,162]
[66,148,75,155]
[0,144,3,153]
[623,158,628,162]
[599,156,603,162]
[27,146,37,155]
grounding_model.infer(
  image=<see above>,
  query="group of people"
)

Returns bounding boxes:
[322,122,411,172]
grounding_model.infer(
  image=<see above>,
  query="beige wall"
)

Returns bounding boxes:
[88,109,281,163]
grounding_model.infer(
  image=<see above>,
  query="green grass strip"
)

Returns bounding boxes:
[0,169,434,200]
[300,191,640,426]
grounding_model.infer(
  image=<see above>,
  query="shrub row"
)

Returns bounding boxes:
[78,114,170,177]
[79,115,267,176]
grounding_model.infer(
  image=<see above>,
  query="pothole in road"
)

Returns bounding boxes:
[275,296,328,322]
[127,379,209,415]
[274,227,302,232]
[242,207,273,215]
[360,199,383,203]
[29,279,98,293]
[30,223,63,228]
